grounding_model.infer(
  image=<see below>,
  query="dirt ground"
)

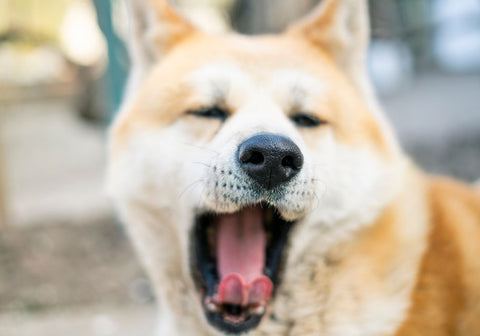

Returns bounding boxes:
[0,220,150,313]
[0,219,155,335]
[0,305,156,336]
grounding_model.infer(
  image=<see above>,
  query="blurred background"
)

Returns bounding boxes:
[0,0,479,335]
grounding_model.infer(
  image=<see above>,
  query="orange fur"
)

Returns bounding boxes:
[396,179,480,336]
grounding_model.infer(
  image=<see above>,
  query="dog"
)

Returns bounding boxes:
[106,0,480,335]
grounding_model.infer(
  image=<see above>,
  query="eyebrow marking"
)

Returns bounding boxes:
[272,69,326,113]
[210,77,229,106]
[291,81,309,110]
[187,63,250,107]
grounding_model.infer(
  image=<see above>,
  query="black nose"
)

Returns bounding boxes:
[237,133,304,190]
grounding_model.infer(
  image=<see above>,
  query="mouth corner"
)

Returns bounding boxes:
[190,202,296,334]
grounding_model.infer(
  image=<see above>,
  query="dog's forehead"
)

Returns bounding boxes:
[158,33,338,86]
[186,62,327,105]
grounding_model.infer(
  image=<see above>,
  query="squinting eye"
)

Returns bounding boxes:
[188,106,229,121]
[290,113,325,128]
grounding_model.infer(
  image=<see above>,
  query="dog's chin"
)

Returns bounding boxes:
[190,202,298,334]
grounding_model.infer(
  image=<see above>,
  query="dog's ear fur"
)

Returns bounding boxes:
[287,0,369,84]
[124,0,196,92]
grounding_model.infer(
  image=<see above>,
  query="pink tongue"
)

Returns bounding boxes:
[216,207,273,306]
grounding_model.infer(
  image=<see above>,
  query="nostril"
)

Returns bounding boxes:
[240,150,264,165]
[249,151,264,165]
[281,156,294,169]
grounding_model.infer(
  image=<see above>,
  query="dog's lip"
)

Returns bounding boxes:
[202,201,304,223]
[191,203,296,334]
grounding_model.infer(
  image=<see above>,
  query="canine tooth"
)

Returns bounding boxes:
[206,302,220,313]
[251,305,265,315]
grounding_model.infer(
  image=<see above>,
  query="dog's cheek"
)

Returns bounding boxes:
[307,137,393,226]
[108,128,203,211]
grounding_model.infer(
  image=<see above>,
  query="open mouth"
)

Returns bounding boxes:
[191,203,295,334]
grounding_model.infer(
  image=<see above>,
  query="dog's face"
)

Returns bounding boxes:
[108,0,402,334]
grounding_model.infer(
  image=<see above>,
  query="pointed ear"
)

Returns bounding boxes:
[287,0,370,83]
[125,0,197,78]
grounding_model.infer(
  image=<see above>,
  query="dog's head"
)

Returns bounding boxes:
[107,0,404,334]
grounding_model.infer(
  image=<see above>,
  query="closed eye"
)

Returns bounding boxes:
[290,113,325,128]
[187,106,229,121]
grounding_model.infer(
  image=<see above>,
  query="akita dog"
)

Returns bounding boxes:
[106,0,480,335]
